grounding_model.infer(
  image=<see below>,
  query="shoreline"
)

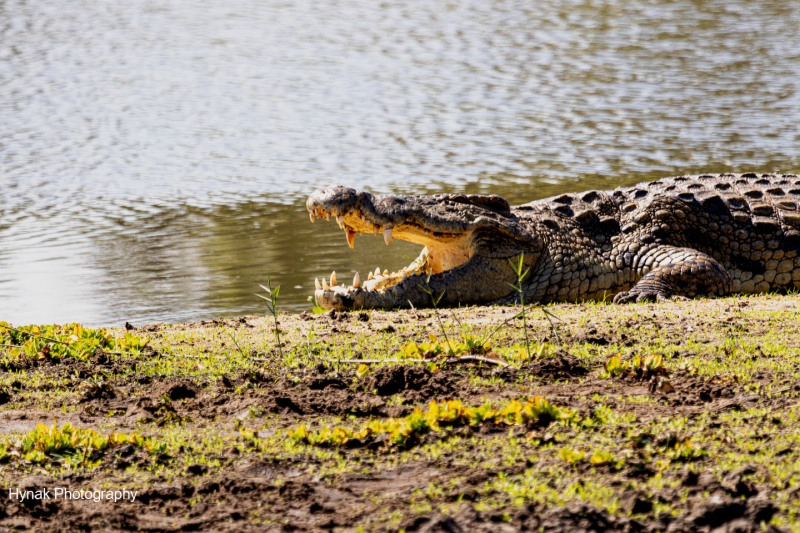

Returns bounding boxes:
[0,294,798,532]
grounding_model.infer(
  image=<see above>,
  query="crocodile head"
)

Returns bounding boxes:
[306,186,542,310]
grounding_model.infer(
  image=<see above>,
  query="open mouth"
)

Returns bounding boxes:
[307,204,473,300]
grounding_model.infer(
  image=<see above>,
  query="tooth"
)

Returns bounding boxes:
[383,228,392,245]
[367,271,374,280]
[375,267,381,277]
[315,278,321,290]
[322,278,330,290]
[424,229,430,235]
[361,215,365,223]
[324,212,330,221]
[353,272,361,288]
[401,272,408,280]
[345,227,355,248]
[363,276,393,291]
[383,269,388,275]
[330,271,337,286]
[337,215,344,229]
[373,225,380,236]
[309,212,315,223]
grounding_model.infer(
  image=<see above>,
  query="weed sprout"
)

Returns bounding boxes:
[255,274,283,359]
[508,254,533,360]
[417,259,453,352]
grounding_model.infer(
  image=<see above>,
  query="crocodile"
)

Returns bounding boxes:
[306,173,800,310]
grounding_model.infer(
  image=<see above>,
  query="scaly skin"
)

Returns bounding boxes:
[306,173,800,310]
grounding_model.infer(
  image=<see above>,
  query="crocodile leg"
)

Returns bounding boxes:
[613,247,732,303]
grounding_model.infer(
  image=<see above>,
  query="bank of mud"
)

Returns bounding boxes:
[0,294,799,532]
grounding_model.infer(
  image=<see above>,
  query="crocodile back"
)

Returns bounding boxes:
[614,173,800,235]
[515,173,800,298]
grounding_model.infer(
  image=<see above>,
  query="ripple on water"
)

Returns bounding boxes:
[1,0,799,324]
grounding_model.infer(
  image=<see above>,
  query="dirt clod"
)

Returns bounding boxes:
[619,490,653,515]
[166,381,200,401]
[521,353,588,380]
[366,365,455,400]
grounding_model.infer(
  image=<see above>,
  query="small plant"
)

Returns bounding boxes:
[559,448,586,464]
[417,263,454,352]
[541,306,563,345]
[675,358,699,375]
[255,274,283,359]
[666,438,708,462]
[496,396,570,427]
[401,332,444,360]
[629,432,707,463]
[305,324,317,365]
[401,329,504,362]
[226,330,247,358]
[503,342,550,365]
[601,355,628,378]
[588,404,615,426]
[508,254,565,353]
[508,254,533,360]
[589,451,616,465]
[600,354,668,379]
[634,354,667,379]
[307,295,327,314]
[448,310,493,356]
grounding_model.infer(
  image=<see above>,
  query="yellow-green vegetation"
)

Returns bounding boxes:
[1,420,161,468]
[287,396,577,449]
[400,332,551,366]
[0,293,798,531]
[0,321,148,361]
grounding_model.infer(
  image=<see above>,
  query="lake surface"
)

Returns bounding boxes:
[1,0,800,326]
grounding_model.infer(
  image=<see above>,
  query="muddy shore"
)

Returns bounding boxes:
[0,295,799,532]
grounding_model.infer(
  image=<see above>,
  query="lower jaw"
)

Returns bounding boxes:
[314,270,430,310]
[314,286,398,310]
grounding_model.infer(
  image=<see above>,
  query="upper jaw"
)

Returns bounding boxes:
[306,186,475,249]
[306,186,519,248]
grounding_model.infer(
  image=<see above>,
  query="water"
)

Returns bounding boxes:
[1,0,799,326]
